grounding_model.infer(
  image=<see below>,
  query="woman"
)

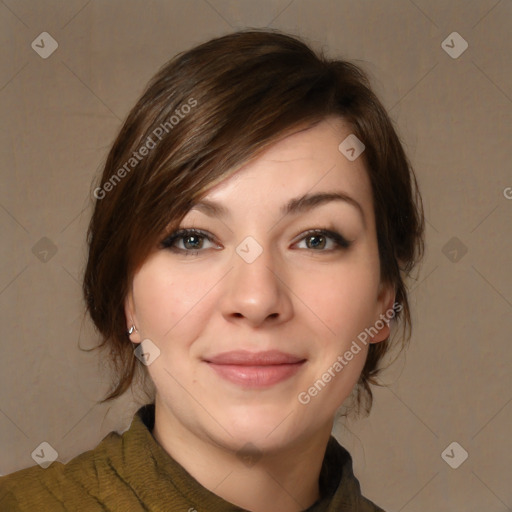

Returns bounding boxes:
[0,29,424,511]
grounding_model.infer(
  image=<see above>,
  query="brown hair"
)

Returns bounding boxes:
[83,29,424,414]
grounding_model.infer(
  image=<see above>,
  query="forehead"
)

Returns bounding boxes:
[194,118,374,221]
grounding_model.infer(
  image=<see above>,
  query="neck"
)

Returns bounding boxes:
[152,398,333,512]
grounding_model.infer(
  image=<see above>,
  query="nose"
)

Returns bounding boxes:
[219,242,294,328]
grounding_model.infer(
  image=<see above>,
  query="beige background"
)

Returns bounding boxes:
[1,1,511,510]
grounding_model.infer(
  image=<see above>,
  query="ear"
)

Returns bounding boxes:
[124,290,142,344]
[370,281,396,344]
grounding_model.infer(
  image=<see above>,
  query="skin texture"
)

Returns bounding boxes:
[125,118,394,512]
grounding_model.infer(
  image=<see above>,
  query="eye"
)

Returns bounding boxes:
[160,229,219,255]
[160,227,351,256]
[294,229,351,251]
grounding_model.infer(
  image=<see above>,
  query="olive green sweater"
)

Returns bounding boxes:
[0,404,385,511]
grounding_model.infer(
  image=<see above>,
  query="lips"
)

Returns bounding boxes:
[204,350,305,366]
[204,350,306,388]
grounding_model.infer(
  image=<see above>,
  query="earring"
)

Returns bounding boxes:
[127,325,137,336]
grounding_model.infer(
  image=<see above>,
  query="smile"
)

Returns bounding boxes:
[205,361,306,388]
[203,350,306,388]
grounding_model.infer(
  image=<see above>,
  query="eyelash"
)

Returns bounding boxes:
[160,228,351,255]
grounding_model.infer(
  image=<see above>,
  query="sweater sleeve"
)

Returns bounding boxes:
[0,465,70,512]
[0,433,127,512]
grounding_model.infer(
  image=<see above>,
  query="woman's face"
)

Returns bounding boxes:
[125,118,394,453]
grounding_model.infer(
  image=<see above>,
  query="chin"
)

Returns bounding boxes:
[210,404,311,450]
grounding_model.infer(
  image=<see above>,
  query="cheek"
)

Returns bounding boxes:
[132,263,203,341]
[293,263,378,410]
[298,257,381,343]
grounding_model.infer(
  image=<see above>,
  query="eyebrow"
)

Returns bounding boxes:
[190,191,366,225]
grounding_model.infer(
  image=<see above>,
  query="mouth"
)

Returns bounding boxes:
[203,350,306,388]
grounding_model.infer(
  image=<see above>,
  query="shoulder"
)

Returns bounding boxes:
[0,429,123,511]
